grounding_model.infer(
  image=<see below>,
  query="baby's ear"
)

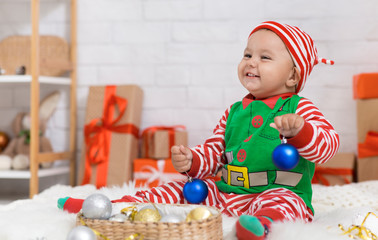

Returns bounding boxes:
[287,67,300,88]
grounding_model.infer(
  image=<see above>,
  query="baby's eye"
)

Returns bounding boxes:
[261,55,271,60]
[244,54,252,58]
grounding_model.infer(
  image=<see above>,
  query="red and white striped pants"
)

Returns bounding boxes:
[125,179,313,222]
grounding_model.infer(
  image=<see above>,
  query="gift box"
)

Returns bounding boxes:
[356,99,378,143]
[78,85,143,188]
[141,126,187,159]
[358,131,378,158]
[133,158,187,188]
[312,153,355,186]
[356,98,378,182]
[353,73,378,99]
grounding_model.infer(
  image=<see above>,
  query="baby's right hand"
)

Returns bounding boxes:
[171,145,193,173]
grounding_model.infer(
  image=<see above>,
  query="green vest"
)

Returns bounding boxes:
[216,95,315,213]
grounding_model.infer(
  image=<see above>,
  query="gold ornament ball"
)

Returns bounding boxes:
[134,208,161,222]
[186,207,212,222]
[0,132,9,152]
[140,205,163,216]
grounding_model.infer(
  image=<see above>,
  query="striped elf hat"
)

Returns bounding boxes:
[249,21,334,93]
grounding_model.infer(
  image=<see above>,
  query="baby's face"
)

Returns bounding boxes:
[238,29,298,99]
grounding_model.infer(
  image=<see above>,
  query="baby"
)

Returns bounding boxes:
[59,21,339,240]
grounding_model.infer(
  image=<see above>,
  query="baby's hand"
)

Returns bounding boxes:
[270,114,304,138]
[171,145,193,173]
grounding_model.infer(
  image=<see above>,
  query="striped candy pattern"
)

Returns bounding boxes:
[129,180,313,221]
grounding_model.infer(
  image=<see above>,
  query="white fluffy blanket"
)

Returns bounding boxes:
[0,181,378,240]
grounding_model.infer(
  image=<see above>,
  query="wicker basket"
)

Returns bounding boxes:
[0,35,70,76]
[76,203,223,240]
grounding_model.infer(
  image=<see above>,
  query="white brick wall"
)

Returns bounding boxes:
[1,0,378,158]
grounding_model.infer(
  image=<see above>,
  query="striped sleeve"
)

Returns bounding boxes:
[291,98,340,164]
[188,105,231,179]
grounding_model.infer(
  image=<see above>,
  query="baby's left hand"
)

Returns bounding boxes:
[270,114,304,138]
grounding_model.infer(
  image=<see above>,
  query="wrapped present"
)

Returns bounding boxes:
[78,85,143,188]
[312,153,355,186]
[358,131,378,158]
[356,99,378,143]
[133,158,187,188]
[353,73,378,99]
[357,131,378,181]
[357,157,378,182]
[356,97,378,182]
[141,125,187,159]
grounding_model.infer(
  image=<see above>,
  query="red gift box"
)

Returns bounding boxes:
[133,158,187,188]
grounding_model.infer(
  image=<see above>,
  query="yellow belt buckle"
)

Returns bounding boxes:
[227,165,249,188]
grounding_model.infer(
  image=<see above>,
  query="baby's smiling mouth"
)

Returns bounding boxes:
[247,73,259,78]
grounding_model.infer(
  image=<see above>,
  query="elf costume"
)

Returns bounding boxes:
[218,94,314,213]
[59,21,340,240]
[59,93,338,239]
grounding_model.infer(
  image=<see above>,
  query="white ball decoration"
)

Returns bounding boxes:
[67,226,96,240]
[82,193,112,220]
[109,213,128,222]
[160,214,184,223]
[12,154,29,170]
[0,155,12,170]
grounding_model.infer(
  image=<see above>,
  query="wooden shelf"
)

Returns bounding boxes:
[0,0,78,198]
[0,75,71,85]
[0,165,69,179]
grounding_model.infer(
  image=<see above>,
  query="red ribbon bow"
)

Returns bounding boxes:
[358,131,378,158]
[82,86,139,188]
[312,166,353,186]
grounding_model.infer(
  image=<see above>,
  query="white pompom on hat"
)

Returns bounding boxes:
[249,21,334,93]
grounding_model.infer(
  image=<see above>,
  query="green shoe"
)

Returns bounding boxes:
[236,215,273,240]
[57,196,69,210]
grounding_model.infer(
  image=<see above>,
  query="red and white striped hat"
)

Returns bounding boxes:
[249,21,334,93]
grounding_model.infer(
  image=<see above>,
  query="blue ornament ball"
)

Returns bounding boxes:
[183,178,209,204]
[272,143,299,171]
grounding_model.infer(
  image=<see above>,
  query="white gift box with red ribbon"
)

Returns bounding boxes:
[133,158,186,188]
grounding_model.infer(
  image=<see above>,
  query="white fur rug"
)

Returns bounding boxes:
[0,181,377,240]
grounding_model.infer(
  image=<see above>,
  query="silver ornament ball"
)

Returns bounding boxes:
[82,193,112,219]
[67,226,96,240]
